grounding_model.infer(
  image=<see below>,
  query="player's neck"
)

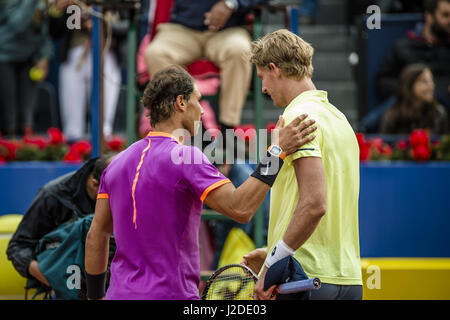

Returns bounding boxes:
[153,118,185,142]
[284,77,316,105]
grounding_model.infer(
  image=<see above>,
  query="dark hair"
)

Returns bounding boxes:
[92,154,114,182]
[141,66,194,127]
[396,63,437,109]
[424,0,450,14]
[382,63,440,133]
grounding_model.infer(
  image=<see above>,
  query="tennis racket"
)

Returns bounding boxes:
[201,263,321,300]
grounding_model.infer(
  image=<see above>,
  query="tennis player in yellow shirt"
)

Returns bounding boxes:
[242,29,363,300]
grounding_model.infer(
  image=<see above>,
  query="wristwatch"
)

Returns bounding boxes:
[268,145,286,160]
[223,0,238,11]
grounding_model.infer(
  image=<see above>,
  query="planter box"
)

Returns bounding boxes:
[1,161,449,257]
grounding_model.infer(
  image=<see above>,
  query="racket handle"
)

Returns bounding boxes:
[278,277,321,294]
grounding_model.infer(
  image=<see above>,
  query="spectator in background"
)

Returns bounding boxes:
[144,0,268,142]
[376,0,450,113]
[0,0,53,137]
[381,63,448,134]
[48,1,126,142]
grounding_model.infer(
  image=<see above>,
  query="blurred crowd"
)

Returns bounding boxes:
[0,0,129,141]
[0,0,448,142]
[356,0,450,135]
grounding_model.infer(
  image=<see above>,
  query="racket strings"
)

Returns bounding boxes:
[205,266,256,300]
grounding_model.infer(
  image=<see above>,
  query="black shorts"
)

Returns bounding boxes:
[309,283,363,300]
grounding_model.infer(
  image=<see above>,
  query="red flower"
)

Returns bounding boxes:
[409,129,429,148]
[234,124,256,142]
[0,138,18,160]
[356,133,371,161]
[106,135,125,151]
[359,143,371,161]
[71,140,92,156]
[396,140,408,150]
[63,149,82,163]
[0,143,7,163]
[381,144,392,156]
[369,137,384,153]
[23,135,47,150]
[47,127,66,145]
[356,133,366,145]
[412,144,431,161]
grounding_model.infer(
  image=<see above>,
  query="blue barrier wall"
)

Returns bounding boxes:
[0,162,81,215]
[359,162,450,257]
[1,162,449,257]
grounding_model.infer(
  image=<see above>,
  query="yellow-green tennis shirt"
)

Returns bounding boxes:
[267,90,362,285]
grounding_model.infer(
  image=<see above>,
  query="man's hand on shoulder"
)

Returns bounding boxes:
[275,114,317,156]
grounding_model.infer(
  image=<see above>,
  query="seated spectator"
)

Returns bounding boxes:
[7,155,114,298]
[0,0,53,137]
[376,0,450,113]
[144,0,268,142]
[380,63,448,134]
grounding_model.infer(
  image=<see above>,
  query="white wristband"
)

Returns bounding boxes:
[265,239,295,268]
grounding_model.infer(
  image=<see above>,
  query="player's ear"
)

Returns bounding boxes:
[175,94,186,112]
[269,62,281,78]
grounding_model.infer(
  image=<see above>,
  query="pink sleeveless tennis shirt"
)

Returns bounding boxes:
[97,132,230,299]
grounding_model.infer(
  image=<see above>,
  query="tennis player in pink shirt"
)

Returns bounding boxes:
[85,66,317,300]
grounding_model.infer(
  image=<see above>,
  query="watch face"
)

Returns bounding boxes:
[269,145,282,156]
[225,0,236,10]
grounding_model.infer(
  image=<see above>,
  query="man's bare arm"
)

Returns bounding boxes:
[204,177,270,223]
[85,199,113,276]
[254,156,326,300]
[204,115,317,224]
[283,156,327,249]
